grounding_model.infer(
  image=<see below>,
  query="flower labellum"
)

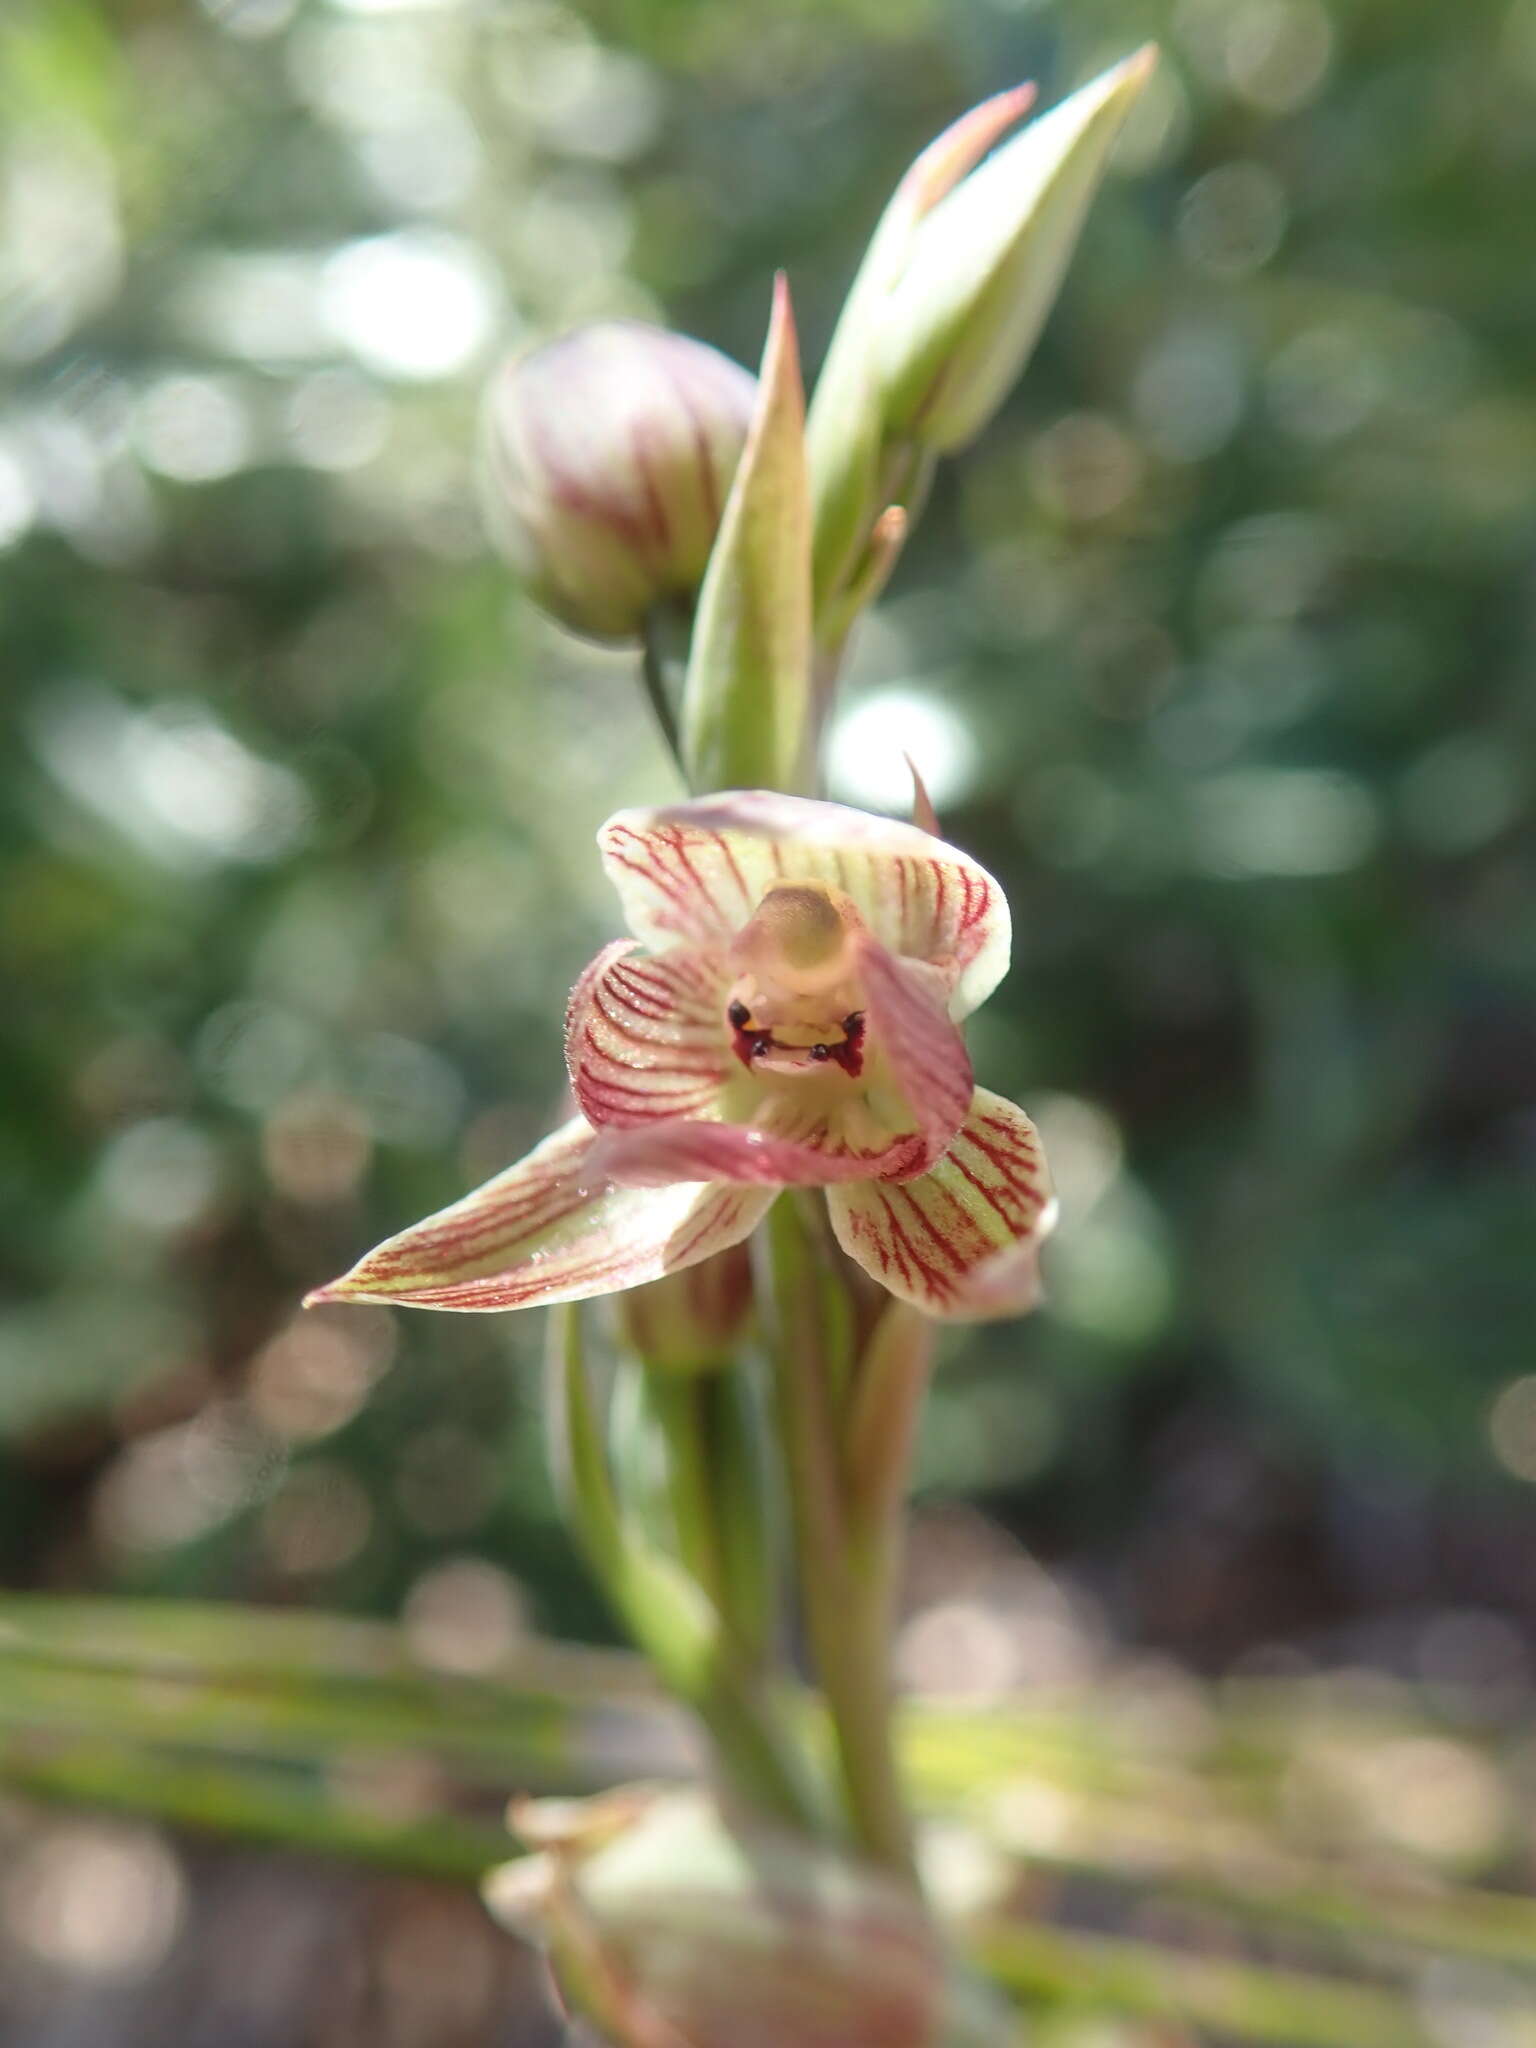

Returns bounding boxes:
[481,322,758,642]
[309,791,1055,1325]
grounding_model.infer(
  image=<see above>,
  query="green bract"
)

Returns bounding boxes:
[806,49,1155,619]
[879,48,1157,452]
[680,276,815,796]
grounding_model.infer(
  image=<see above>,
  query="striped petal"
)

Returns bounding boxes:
[598,791,1008,1017]
[565,939,735,1128]
[305,1116,775,1313]
[826,1087,1056,1320]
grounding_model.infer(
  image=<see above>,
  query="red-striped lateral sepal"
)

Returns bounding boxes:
[304,1117,777,1313]
[565,939,736,1129]
[826,1087,1057,1319]
[597,791,1009,1018]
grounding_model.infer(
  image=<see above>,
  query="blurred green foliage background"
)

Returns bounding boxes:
[3,0,1535,1684]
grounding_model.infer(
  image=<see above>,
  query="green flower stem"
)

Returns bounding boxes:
[643,1366,774,1676]
[640,603,685,773]
[546,1304,819,1832]
[642,1371,731,1613]
[759,1197,918,1883]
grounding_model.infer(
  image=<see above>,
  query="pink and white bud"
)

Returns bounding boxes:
[481,323,757,642]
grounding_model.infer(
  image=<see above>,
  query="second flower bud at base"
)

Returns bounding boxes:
[481,322,758,642]
[487,1790,948,2048]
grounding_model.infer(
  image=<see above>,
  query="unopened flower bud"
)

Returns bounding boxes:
[487,1790,946,2048]
[617,1245,754,1373]
[482,323,757,641]
[878,48,1156,454]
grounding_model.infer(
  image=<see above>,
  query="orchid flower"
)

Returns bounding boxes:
[309,791,1055,1323]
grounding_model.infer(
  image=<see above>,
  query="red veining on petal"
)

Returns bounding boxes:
[599,976,677,1026]
[576,1065,719,1121]
[530,415,653,551]
[711,828,752,909]
[928,863,948,956]
[677,382,721,531]
[569,940,732,1131]
[824,1089,1053,1320]
[963,1117,1044,1199]
[948,1148,1033,1231]
[615,958,709,1005]
[629,420,672,552]
[666,1191,750,1268]
[368,1180,592,1276]
[324,1146,776,1311]
[583,1027,723,1080]
[854,937,972,1177]
[603,835,700,926]
[893,1183,970,1274]
[861,1194,955,1307]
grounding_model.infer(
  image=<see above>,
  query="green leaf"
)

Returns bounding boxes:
[680,275,813,796]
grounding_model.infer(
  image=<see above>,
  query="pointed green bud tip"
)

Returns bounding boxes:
[481,322,758,642]
[878,44,1158,455]
[485,1789,947,2048]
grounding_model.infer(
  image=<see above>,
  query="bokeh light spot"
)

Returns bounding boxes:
[1489,1376,1536,1483]
[403,1558,526,1675]
[4,1824,185,1979]
[320,231,498,381]
[134,374,253,483]
[827,687,979,816]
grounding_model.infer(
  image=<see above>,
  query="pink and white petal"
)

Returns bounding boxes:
[826,1087,1056,1320]
[853,934,973,1177]
[599,792,1009,1016]
[565,939,735,1129]
[305,1115,775,1313]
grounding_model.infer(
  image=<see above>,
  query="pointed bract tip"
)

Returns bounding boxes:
[1125,41,1160,83]
[905,81,1038,218]
[302,1280,347,1309]
[905,753,940,837]
[767,270,799,357]
[872,503,908,547]
[752,273,803,413]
